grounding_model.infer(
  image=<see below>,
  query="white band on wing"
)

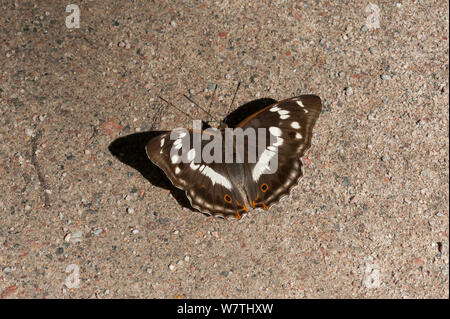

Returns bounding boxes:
[201,166,232,190]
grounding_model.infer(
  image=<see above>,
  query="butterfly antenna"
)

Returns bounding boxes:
[183,94,219,123]
[226,81,241,115]
[158,96,196,121]
[208,84,218,112]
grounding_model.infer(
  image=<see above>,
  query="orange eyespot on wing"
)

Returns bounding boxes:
[260,183,269,192]
[224,194,232,203]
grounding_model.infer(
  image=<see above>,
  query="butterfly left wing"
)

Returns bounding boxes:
[237,95,322,210]
[146,128,249,218]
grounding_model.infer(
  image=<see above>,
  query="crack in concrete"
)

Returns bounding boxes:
[30,129,50,209]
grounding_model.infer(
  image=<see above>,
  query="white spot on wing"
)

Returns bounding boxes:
[291,121,300,129]
[273,136,283,146]
[201,166,232,190]
[278,110,290,115]
[290,169,297,178]
[252,148,277,181]
[269,126,282,136]
[295,133,303,139]
[160,138,165,147]
[175,167,181,174]
[270,106,281,112]
[171,154,180,164]
[204,202,212,209]
[280,115,290,119]
[296,100,304,107]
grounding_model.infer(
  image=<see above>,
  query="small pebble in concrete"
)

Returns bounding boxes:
[93,228,103,235]
[344,86,353,95]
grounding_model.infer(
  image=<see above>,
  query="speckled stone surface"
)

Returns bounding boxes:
[0,1,448,298]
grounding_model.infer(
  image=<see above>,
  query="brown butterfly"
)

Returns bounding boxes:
[146,95,321,219]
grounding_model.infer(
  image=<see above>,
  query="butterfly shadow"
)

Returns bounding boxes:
[108,131,194,210]
[107,97,277,211]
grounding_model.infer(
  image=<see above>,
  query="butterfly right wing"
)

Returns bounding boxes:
[146,128,249,218]
[237,95,322,210]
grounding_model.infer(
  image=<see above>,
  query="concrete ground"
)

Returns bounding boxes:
[0,1,448,298]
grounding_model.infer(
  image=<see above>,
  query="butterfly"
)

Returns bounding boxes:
[146,95,322,219]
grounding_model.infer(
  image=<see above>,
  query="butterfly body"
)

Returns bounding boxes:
[146,95,322,219]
